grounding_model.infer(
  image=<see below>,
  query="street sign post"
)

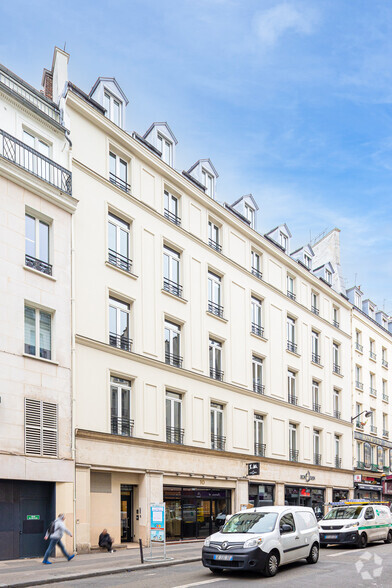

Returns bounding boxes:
[144,503,173,562]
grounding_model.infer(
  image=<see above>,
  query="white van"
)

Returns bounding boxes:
[319,503,392,548]
[202,506,319,577]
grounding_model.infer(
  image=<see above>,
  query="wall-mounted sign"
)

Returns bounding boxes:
[247,462,260,476]
[26,515,40,520]
[353,474,362,483]
[355,432,392,449]
[300,471,315,483]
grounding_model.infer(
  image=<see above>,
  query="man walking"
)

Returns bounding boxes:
[42,514,75,564]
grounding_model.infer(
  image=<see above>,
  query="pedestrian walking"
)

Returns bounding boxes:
[99,528,116,552]
[42,514,75,564]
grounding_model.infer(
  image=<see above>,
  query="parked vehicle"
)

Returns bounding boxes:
[319,502,392,548]
[202,505,319,577]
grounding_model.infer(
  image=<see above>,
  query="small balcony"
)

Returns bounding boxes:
[108,249,132,273]
[164,208,181,226]
[312,353,320,365]
[382,359,388,368]
[369,351,377,361]
[356,461,365,469]
[251,267,262,280]
[311,306,319,316]
[111,416,134,437]
[166,426,184,445]
[109,332,132,352]
[210,368,224,382]
[163,277,183,298]
[356,421,364,430]
[254,443,266,457]
[165,352,183,368]
[333,320,340,328]
[251,323,264,338]
[314,453,322,465]
[253,381,265,395]
[334,409,341,419]
[287,290,296,301]
[287,340,297,353]
[0,128,72,195]
[289,449,299,462]
[355,342,363,352]
[333,363,341,375]
[208,300,224,318]
[288,394,298,406]
[25,254,52,276]
[383,393,389,403]
[335,457,342,469]
[371,464,378,472]
[383,429,389,438]
[384,466,390,474]
[208,238,222,253]
[355,381,364,391]
[370,388,377,397]
[313,403,321,413]
[211,434,226,451]
[370,425,377,434]
[109,171,130,193]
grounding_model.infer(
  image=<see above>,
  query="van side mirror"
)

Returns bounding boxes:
[280,523,293,534]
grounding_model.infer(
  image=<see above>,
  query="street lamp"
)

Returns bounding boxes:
[351,410,372,423]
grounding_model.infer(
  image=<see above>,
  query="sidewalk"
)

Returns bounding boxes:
[0,541,203,588]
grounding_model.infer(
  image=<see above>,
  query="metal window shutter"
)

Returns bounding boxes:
[25,398,42,455]
[42,402,58,457]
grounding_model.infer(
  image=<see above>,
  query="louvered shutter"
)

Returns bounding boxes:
[42,402,58,456]
[25,398,42,455]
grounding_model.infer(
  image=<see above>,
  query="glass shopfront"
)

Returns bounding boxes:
[285,485,324,517]
[332,489,349,502]
[248,483,275,507]
[354,478,383,501]
[164,486,231,541]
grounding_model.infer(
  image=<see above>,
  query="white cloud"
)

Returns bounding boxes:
[254,2,318,46]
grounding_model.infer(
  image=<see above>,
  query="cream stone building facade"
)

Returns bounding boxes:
[0,51,76,559]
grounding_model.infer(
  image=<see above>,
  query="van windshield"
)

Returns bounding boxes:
[222,512,278,534]
[324,507,363,520]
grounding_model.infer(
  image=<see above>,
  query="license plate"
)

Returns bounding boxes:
[324,534,338,539]
[213,554,233,561]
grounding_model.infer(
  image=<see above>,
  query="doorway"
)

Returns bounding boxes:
[120,485,133,542]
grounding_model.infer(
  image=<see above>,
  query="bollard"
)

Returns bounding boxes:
[139,538,144,564]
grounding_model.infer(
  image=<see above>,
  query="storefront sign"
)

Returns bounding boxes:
[247,462,260,476]
[356,484,382,491]
[150,503,165,542]
[300,471,315,483]
[354,432,392,449]
[354,474,362,483]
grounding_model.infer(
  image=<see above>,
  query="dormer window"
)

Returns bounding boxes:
[325,268,332,285]
[369,305,375,319]
[280,232,288,252]
[202,169,214,198]
[304,254,311,269]
[354,291,361,308]
[244,204,255,228]
[104,90,122,126]
[157,134,173,166]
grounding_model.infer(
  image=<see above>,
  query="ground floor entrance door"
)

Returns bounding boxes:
[120,485,133,542]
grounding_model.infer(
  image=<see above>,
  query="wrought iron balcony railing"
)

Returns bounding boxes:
[335,457,342,469]
[164,208,181,226]
[314,453,322,465]
[288,394,298,406]
[312,353,320,364]
[356,461,365,469]
[383,393,389,402]
[371,463,378,472]
[313,403,321,413]
[333,320,340,328]
[383,429,389,438]
[208,300,224,318]
[384,466,390,474]
[287,340,297,353]
[254,443,266,457]
[25,254,52,276]
[109,171,130,193]
[210,368,224,381]
[289,449,299,462]
[370,425,377,434]
[111,416,134,437]
[287,290,296,301]
[370,388,377,397]
[109,332,132,352]
[251,267,262,279]
[211,434,226,451]
[0,129,72,195]
[355,342,363,352]
[108,248,132,273]
[355,381,364,390]
[333,363,341,375]
[251,323,264,338]
[369,351,377,361]
[208,238,222,253]
[163,277,183,298]
[311,306,319,315]
[382,359,389,368]
[166,426,184,445]
[253,381,265,395]
[165,352,183,368]
[334,409,341,419]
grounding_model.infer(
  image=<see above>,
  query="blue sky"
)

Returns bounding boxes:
[1,0,392,309]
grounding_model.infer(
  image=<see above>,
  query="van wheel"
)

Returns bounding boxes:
[358,533,367,548]
[306,542,319,564]
[384,530,392,544]
[264,551,279,577]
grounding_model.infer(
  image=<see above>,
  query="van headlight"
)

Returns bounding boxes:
[344,522,359,530]
[204,537,211,547]
[243,537,263,548]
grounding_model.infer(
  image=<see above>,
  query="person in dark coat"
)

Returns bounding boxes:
[99,529,115,552]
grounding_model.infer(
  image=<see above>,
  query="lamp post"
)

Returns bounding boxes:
[351,410,372,423]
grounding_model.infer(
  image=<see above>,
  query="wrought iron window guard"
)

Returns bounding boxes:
[164,208,181,226]
[208,300,223,318]
[108,249,132,273]
[109,171,130,193]
[25,254,52,276]
[109,332,132,352]
[165,352,183,368]
[166,426,184,445]
[163,277,183,297]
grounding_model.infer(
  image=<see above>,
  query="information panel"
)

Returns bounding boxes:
[150,503,165,543]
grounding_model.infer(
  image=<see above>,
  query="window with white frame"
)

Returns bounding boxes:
[355,365,363,390]
[208,220,221,251]
[109,151,128,192]
[252,356,264,395]
[251,250,262,278]
[209,339,223,381]
[208,271,223,317]
[109,296,131,351]
[104,91,122,126]
[280,232,288,252]
[164,190,180,225]
[202,169,214,198]
[312,380,321,412]
[108,212,131,272]
[383,379,388,401]
[164,319,182,367]
[25,212,51,275]
[24,305,52,360]
[354,291,361,308]
[287,316,296,352]
[158,134,173,166]
[311,292,319,315]
[211,402,224,449]
[289,423,298,460]
[313,430,321,463]
[304,253,312,269]
[244,203,255,228]
[356,441,362,464]
[335,435,341,467]
[370,372,376,395]
[369,339,376,360]
[251,296,263,337]
[254,414,265,456]
[25,398,57,456]
[166,391,183,444]
[287,275,295,300]
[382,347,388,367]
[163,245,182,297]
[23,130,50,180]
[333,342,340,373]
[288,370,297,404]
[369,305,375,319]
[333,307,339,328]
[355,330,362,352]
[333,388,340,418]
[110,376,132,436]
[311,330,320,364]
[325,268,332,285]
[383,414,388,436]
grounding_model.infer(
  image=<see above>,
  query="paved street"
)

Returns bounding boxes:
[57,543,392,588]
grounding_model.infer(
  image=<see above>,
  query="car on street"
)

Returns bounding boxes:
[202,505,319,577]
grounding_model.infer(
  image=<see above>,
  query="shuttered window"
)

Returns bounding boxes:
[25,399,58,457]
